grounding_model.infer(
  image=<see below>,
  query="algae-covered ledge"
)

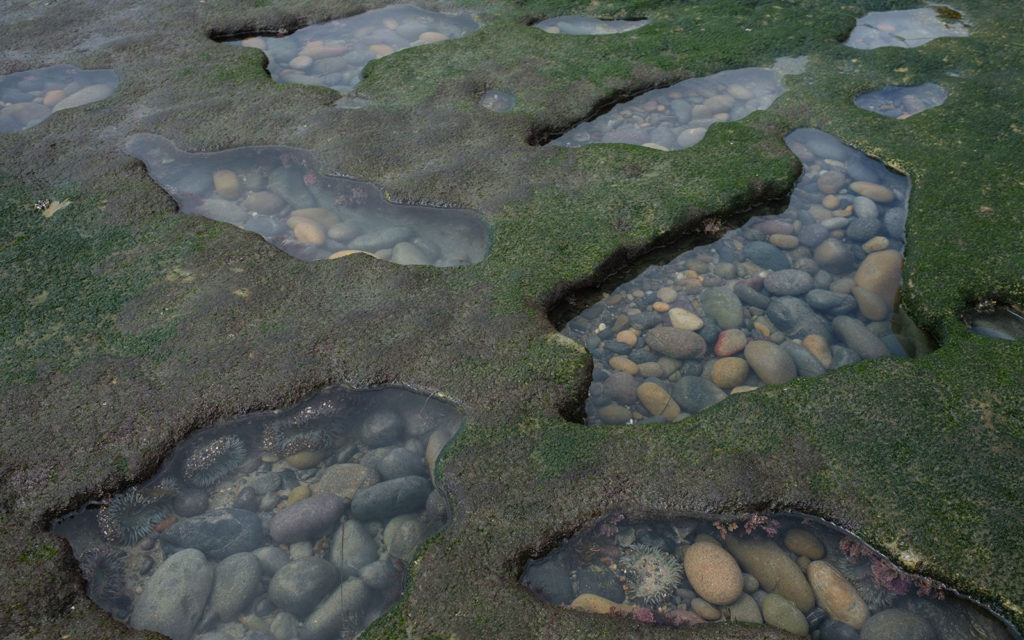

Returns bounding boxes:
[1,0,1023,638]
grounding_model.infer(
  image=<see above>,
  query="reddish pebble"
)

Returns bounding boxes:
[714,329,748,356]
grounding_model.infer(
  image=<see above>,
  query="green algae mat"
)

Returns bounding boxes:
[1,0,1022,638]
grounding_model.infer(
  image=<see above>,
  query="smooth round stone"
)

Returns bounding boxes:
[764,269,814,296]
[854,249,902,304]
[807,560,869,630]
[360,410,404,447]
[684,541,744,605]
[285,485,312,505]
[814,238,857,274]
[852,286,890,320]
[359,558,403,591]
[784,529,824,560]
[850,181,895,203]
[669,307,704,331]
[615,329,638,346]
[213,169,241,199]
[802,334,832,367]
[711,357,749,389]
[672,375,728,412]
[691,597,721,620]
[822,194,840,209]
[173,487,209,517]
[569,593,634,616]
[860,609,936,640]
[862,236,890,252]
[269,494,344,544]
[744,341,797,385]
[724,537,815,612]
[350,475,432,521]
[833,316,889,359]
[816,170,846,194]
[731,592,763,623]
[637,381,680,418]
[375,447,426,480]
[744,240,791,271]
[762,593,810,636]
[302,578,372,640]
[198,198,248,224]
[700,287,744,329]
[756,219,794,235]
[847,216,881,242]
[391,241,429,265]
[645,326,706,359]
[597,403,632,424]
[734,284,771,309]
[383,514,426,562]
[315,463,380,501]
[637,362,664,377]
[130,549,212,640]
[602,370,638,403]
[798,223,830,248]
[160,509,263,560]
[330,520,378,576]
[52,83,115,111]
[268,557,339,617]
[656,287,678,303]
[210,552,261,621]
[293,220,326,245]
[805,289,857,314]
[714,328,747,356]
[254,546,289,575]
[609,355,639,375]
[853,196,879,218]
[769,233,800,249]
[270,612,300,640]
[781,341,826,377]
[766,296,832,340]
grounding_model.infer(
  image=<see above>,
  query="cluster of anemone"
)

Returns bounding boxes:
[262,420,333,457]
[181,434,248,487]
[620,544,683,605]
[78,547,126,604]
[96,487,168,545]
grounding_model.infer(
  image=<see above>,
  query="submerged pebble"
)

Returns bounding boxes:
[53,386,465,640]
[562,128,915,425]
[0,65,119,133]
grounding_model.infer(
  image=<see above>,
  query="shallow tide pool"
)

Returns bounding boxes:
[546,66,785,150]
[854,83,949,119]
[562,128,920,425]
[223,5,480,94]
[521,512,1020,638]
[533,15,649,36]
[126,133,490,266]
[53,385,464,640]
[0,64,119,133]
[844,7,969,50]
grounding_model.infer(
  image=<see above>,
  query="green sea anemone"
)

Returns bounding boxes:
[621,544,683,605]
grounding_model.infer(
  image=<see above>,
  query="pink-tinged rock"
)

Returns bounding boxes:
[714,329,748,356]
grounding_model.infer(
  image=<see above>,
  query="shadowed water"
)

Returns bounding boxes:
[0,65,119,133]
[855,83,949,119]
[533,15,649,35]
[126,133,490,266]
[522,512,1020,638]
[963,302,1024,340]
[53,385,464,640]
[562,128,926,426]
[547,67,785,150]
[224,5,479,94]
[844,7,969,49]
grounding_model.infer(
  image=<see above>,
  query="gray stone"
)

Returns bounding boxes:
[351,476,432,521]
[267,167,316,208]
[269,493,345,544]
[766,296,833,340]
[798,223,830,248]
[250,472,282,494]
[806,289,857,315]
[130,549,213,640]
[576,563,625,603]
[375,447,426,480]
[270,611,300,640]
[209,552,261,621]
[763,269,814,296]
[833,316,889,359]
[861,608,936,640]
[781,341,827,377]
[744,240,791,271]
[331,520,379,576]
[735,283,771,309]
[303,578,372,640]
[253,545,289,576]
[853,196,879,218]
[744,341,797,385]
[173,488,209,517]
[602,370,638,403]
[820,619,861,640]
[349,226,414,252]
[814,238,858,274]
[761,592,809,636]
[830,344,861,368]
[729,592,763,624]
[700,287,745,329]
[269,557,339,617]
[846,216,881,242]
[383,514,426,562]
[644,326,707,359]
[160,508,263,560]
[359,558,403,591]
[671,375,728,413]
[884,207,908,238]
